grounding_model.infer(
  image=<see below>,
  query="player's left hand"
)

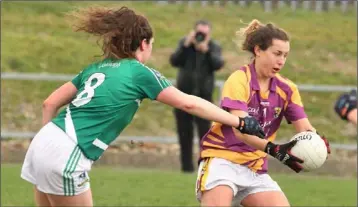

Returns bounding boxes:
[317,132,331,156]
[308,130,331,157]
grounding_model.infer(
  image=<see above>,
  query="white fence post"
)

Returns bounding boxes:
[328,0,335,10]
[278,0,286,8]
[239,0,247,7]
[303,0,311,10]
[291,0,298,11]
[315,0,324,13]
[157,0,168,5]
[187,1,194,7]
[264,1,273,12]
[341,0,348,13]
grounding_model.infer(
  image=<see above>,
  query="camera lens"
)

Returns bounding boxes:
[195,32,206,43]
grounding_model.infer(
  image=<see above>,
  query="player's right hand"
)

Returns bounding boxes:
[236,116,265,138]
[264,140,304,173]
[334,89,357,120]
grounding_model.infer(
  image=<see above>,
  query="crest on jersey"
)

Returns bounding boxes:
[274,107,282,118]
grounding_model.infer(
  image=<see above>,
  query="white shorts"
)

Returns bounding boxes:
[21,122,93,196]
[195,157,282,205]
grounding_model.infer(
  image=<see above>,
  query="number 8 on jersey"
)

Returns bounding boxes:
[72,73,106,107]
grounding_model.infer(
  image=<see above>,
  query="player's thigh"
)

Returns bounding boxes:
[34,187,51,207]
[47,188,93,207]
[195,158,238,206]
[201,185,233,207]
[241,191,289,207]
[239,173,288,207]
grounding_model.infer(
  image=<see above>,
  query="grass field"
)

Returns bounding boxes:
[1,163,356,206]
[1,1,357,142]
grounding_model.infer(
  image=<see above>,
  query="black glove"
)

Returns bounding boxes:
[236,116,265,138]
[334,89,357,120]
[264,140,304,173]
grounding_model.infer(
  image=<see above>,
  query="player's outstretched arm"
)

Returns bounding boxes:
[42,82,78,125]
[156,86,265,138]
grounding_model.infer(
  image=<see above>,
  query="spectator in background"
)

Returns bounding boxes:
[334,89,357,125]
[170,20,225,173]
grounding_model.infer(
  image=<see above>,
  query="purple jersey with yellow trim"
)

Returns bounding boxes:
[199,62,307,173]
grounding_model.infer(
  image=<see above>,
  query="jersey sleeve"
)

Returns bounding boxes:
[132,64,172,100]
[71,70,83,89]
[220,70,250,112]
[284,84,307,122]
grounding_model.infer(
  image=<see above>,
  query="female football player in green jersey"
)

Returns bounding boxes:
[20,6,266,207]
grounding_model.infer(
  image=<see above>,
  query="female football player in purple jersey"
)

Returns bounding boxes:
[196,19,331,207]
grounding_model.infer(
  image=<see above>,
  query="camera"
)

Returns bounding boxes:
[195,31,206,43]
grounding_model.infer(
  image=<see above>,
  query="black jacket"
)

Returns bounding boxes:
[170,37,224,100]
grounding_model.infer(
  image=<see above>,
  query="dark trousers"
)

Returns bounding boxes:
[174,108,211,172]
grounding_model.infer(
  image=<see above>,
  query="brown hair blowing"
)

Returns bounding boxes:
[237,19,289,56]
[69,6,153,60]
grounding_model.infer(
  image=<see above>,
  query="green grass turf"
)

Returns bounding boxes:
[1,163,356,206]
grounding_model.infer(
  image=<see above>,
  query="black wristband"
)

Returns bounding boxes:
[237,117,244,131]
[264,141,276,154]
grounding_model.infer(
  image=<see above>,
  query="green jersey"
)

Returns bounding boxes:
[52,58,172,161]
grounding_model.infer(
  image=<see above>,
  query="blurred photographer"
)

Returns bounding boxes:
[170,20,225,173]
